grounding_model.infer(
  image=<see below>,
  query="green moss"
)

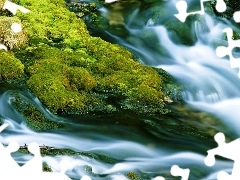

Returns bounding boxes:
[11,93,64,131]
[19,147,118,164]
[17,44,170,115]
[43,163,52,172]
[68,66,96,92]
[8,0,180,116]
[0,51,24,79]
[126,172,142,180]
[13,0,89,48]
[27,72,87,113]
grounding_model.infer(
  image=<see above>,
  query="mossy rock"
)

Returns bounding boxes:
[0,51,24,79]
[9,0,181,116]
[0,16,28,49]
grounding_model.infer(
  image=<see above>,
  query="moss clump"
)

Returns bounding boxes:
[16,44,170,115]
[126,172,142,180]
[27,72,88,113]
[9,0,180,116]
[43,163,52,172]
[0,51,24,79]
[0,16,28,49]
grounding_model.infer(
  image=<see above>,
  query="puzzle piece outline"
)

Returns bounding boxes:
[216,28,240,78]
[0,124,92,179]
[174,0,226,22]
[205,132,240,179]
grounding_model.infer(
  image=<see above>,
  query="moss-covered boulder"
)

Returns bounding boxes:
[0,51,24,79]
[6,0,181,116]
[0,16,27,49]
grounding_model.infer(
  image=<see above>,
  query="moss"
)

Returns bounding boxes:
[0,16,28,49]
[7,0,180,116]
[11,93,64,131]
[27,72,87,113]
[13,0,89,48]
[0,51,24,79]
[126,172,142,180]
[19,147,118,164]
[68,66,96,92]
[17,44,170,115]
[43,163,52,172]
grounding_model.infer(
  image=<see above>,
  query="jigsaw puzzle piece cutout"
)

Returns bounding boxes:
[175,0,226,22]
[205,132,240,179]
[0,44,7,50]
[215,0,227,13]
[0,141,21,174]
[205,132,240,164]
[0,123,9,132]
[3,0,30,14]
[21,142,42,173]
[217,161,240,179]
[217,171,235,180]
[154,176,165,180]
[170,165,190,180]
[174,0,208,22]
[81,175,92,180]
[0,124,20,174]
[174,0,188,22]
[216,28,240,77]
[233,11,240,23]
[11,22,22,33]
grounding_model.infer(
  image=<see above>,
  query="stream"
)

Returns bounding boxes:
[1,0,240,179]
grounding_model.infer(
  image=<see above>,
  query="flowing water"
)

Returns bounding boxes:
[1,0,240,179]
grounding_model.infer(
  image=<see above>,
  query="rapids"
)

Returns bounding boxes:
[1,0,239,179]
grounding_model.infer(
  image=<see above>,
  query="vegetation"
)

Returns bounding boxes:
[2,0,180,116]
[126,172,142,180]
[0,0,185,135]
[11,93,64,131]
[209,0,240,19]
[0,16,28,49]
[0,51,24,79]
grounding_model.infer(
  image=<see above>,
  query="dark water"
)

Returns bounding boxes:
[1,0,240,179]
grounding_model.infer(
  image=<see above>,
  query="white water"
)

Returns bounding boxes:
[94,0,240,178]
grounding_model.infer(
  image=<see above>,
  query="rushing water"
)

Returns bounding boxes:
[1,0,240,179]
